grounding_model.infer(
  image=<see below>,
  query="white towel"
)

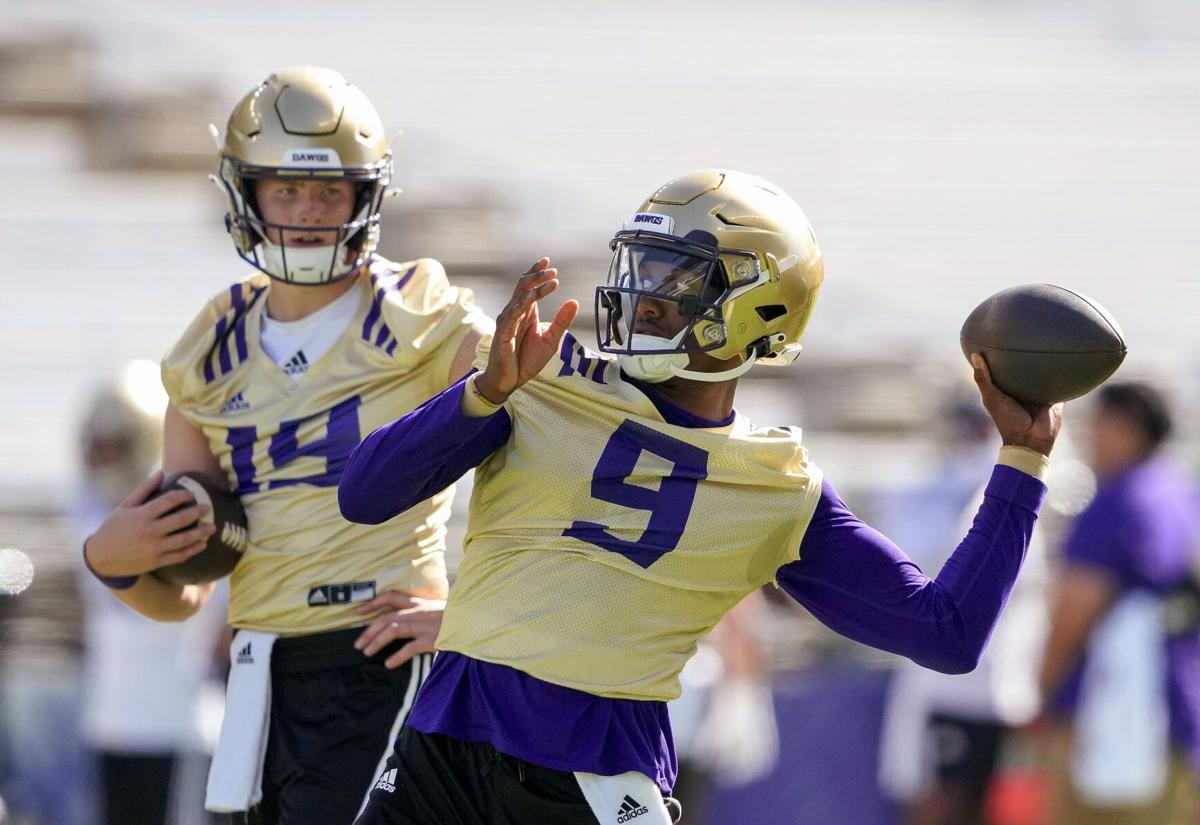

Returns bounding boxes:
[205,630,277,813]
[1071,592,1169,806]
[574,771,673,825]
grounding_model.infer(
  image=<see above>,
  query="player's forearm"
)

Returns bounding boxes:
[111,574,213,622]
[339,375,512,524]
[778,463,1046,674]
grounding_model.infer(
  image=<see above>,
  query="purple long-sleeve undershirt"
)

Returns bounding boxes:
[339,376,1045,789]
[339,375,511,525]
[339,375,1046,675]
[778,467,1043,674]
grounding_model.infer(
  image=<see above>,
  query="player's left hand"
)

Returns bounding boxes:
[474,258,579,405]
[354,591,446,669]
[970,353,1063,457]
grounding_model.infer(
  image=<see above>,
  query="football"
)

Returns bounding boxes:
[959,284,1126,405]
[151,472,248,585]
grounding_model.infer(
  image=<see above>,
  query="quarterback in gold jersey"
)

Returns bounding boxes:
[342,169,1062,825]
[82,68,490,825]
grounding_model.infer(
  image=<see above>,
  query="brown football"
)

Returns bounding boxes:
[960,284,1126,405]
[151,472,248,585]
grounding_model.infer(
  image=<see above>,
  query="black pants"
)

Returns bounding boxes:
[99,751,175,825]
[229,628,429,825]
[355,727,606,825]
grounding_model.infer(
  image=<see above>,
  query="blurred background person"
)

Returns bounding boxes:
[669,589,780,825]
[878,394,1049,825]
[73,360,227,825]
[1038,382,1200,825]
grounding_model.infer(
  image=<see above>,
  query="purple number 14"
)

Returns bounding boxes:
[225,395,362,493]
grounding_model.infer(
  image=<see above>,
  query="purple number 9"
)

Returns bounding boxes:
[563,419,709,568]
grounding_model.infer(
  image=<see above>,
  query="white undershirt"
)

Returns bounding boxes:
[260,285,363,377]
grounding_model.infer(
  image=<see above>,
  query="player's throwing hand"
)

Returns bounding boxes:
[970,353,1063,457]
[473,258,579,405]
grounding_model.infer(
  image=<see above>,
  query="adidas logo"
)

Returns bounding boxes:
[307,580,376,607]
[236,642,253,665]
[219,391,251,414]
[617,795,648,823]
[282,350,309,377]
[373,768,397,794]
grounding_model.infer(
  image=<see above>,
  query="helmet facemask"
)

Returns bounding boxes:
[596,229,770,383]
[216,153,392,286]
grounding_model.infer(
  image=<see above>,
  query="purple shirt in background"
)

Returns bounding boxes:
[1051,457,1200,769]
[340,374,1047,791]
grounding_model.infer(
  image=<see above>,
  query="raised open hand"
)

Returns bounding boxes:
[474,258,579,405]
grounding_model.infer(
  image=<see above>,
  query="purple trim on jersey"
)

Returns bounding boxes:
[1049,458,1200,769]
[232,285,265,368]
[408,652,678,793]
[361,290,384,342]
[338,374,512,525]
[204,282,265,384]
[214,315,232,375]
[230,282,249,362]
[623,372,736,429]
[557,334,577,377]
[779,465,1046,674]
[556,333,607,384]
[362,264,417,351]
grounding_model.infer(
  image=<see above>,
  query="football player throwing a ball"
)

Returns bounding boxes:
[340,169,1060,824]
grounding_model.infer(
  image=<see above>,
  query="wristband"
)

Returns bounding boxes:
[462,374,506,417]
[997,444,1050,482]
[82,538,140,590]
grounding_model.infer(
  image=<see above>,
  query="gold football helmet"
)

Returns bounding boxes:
[214,66,392,285]
[80,360,167,507]
[596,169,824,383]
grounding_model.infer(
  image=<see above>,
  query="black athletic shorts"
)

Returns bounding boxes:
[356,727,682,825]
[228,628,431,825]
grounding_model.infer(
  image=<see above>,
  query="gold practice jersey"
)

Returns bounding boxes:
[162,257,484,635]
[436,335,824,700]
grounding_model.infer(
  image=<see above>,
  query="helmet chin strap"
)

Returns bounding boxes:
[667,351,758,382]
[617,332,758,384]
[258,242,357,285]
